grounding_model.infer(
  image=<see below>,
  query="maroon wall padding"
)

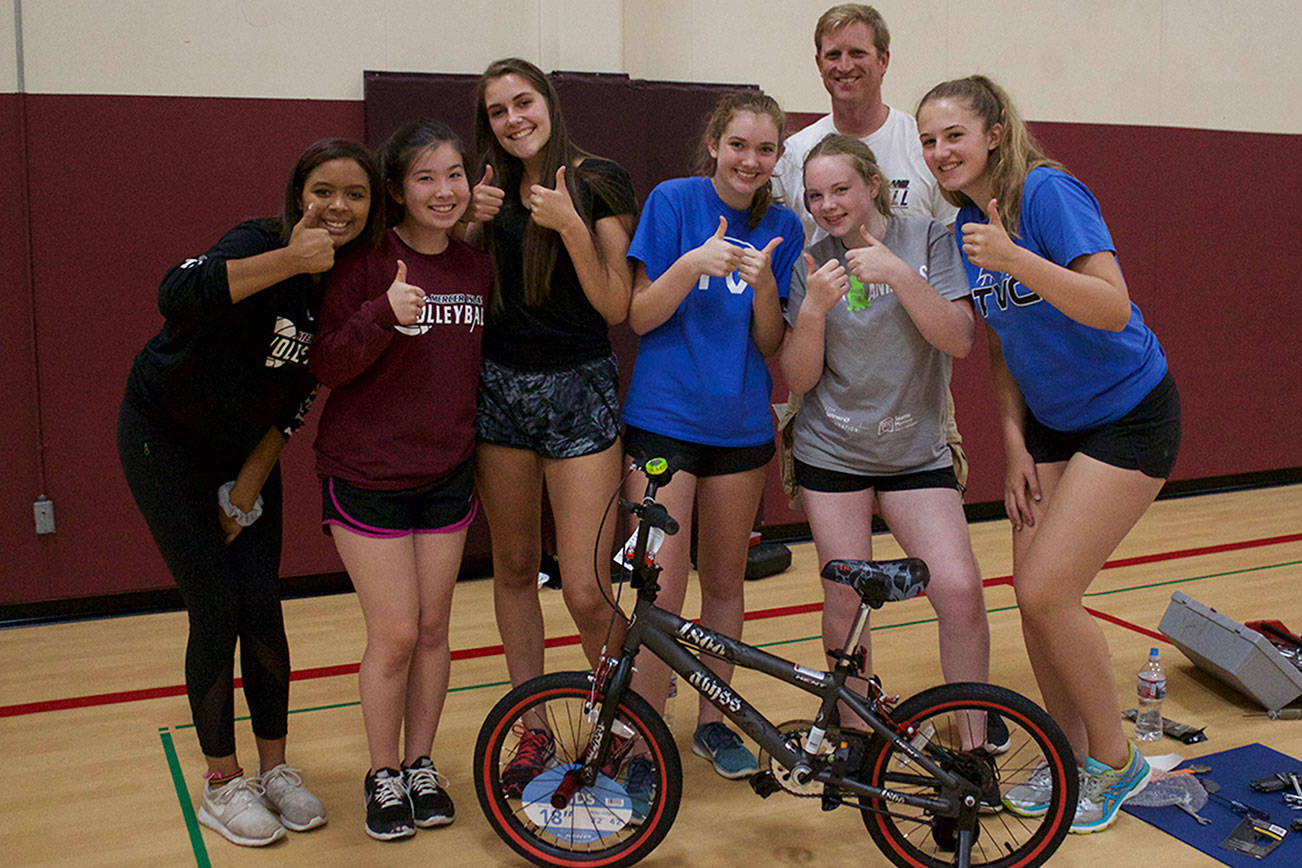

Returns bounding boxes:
[1,89,1298,608]
[5,94,364,606]
[0,94,48,603]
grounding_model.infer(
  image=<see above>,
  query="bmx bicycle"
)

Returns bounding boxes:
[474,458,1077,867]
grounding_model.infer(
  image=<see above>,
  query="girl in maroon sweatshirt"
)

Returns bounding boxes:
[310,120,490,841]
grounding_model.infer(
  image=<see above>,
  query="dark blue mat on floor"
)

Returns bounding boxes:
[1122,742,1301,866]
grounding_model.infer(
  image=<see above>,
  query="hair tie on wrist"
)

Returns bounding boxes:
[218,481,264,527]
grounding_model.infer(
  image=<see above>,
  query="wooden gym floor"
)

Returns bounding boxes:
[2,483,1299,866]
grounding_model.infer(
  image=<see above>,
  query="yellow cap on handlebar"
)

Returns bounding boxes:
[645,457,668,476]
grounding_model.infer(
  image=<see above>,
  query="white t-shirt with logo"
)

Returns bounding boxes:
[773,107,957,244]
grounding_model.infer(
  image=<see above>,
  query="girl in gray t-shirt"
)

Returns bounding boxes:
[779,134,994,741]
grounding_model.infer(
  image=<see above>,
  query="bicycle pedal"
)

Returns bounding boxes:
[748,770,779,799]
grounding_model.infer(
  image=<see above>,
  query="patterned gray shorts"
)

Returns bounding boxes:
[475,353,620,459]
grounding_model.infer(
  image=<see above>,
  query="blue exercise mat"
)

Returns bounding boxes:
[1122,742,1300,866]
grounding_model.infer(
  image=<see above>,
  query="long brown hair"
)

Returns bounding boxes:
[474,58,627,311]
[916,75,1065,234]
[695,89,785,229]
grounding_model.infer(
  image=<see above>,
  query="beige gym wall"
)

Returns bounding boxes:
[9,1,1298,133]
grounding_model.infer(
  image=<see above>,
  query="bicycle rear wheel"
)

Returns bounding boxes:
[859,682,1076,868]
[474,671,682,867]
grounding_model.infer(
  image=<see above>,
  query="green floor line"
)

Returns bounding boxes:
[1084,560,1301,598]
[160,727,210,868]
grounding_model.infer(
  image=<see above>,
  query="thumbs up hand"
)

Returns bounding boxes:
[386,260,426,325]
[738,235,783,288]
[693,216,744,278]
[287,202,335,273]
[527,164,581,233]
[802,252,850,315]
[844,223,906,285]
[467,163,504,223]
[960,198,1018,271]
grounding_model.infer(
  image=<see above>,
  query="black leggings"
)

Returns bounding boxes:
[117,397,290,758]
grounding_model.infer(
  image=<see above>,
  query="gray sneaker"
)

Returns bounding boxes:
[197,776,287,847]
[1002,762,1055,817]
[258,763,327,831]
[1070,745,1150,834]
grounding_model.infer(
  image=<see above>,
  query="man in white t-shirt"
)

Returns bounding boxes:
[773,4,968,492]
[772,4,957,243]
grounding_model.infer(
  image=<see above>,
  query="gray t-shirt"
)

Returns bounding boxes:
[784,215,969,476]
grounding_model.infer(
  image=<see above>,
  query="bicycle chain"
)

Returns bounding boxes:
[758,720,872,799]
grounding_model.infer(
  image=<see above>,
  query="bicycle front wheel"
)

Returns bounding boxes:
[474,671,682,867]
[859,682,1076,868]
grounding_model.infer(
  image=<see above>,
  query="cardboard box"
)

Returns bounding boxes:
[1158,591,1302,711]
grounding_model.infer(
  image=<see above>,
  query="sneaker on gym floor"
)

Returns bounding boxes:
[1070,743,1151,834]
[623,756,655,825]
[692,722,758,779]
[364,767,415,841]
[985,713,1011,754]
[969,747,1003,813]
[197,776,287,847]
[403,756,455,828]
[501,726,554,798]
[1002,761,1054,817]
[258,763,327,831]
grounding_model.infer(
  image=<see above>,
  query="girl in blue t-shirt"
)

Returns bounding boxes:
[917,75,1180,834]
[623,90,803,779]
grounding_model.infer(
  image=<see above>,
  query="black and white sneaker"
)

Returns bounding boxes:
[364,767,415,841]
[403,756,455,828]
[985,713,1011,754]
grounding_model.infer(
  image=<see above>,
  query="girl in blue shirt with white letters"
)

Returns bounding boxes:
[622,90,803,779]
[917,75,1180,835]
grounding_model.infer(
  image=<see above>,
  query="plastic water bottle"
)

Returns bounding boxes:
[1135,648,1166,741]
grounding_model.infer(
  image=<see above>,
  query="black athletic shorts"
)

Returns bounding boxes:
[475,354,620,459]
[624,425,775,478]
[321,458,476,537]
[793,460,960,493]
[1024,371,1181,479]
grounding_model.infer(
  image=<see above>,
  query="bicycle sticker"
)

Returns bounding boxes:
[521,766,633,844]
[614,527,665,570]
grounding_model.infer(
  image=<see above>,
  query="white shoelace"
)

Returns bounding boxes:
[211,777,266,804]
[372,774,408,809]
[260,764,304,792]
[406,765,448,796]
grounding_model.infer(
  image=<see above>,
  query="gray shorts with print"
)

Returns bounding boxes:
[475,353,620,459]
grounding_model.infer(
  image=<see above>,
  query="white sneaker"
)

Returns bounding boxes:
[197,776,286,846]
[258,764,327,831]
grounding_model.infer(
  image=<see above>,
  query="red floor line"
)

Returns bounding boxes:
[1084,607,1170,644]
[4,531,1295,719]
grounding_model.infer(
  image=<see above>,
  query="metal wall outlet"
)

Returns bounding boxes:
[33,496,55,534]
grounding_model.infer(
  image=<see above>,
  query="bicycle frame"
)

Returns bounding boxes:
[607,598,959,816]
[592,468,965,818]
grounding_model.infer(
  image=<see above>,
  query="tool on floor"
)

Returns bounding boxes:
[1204,777,1271,821]
[1219,815,1288,859]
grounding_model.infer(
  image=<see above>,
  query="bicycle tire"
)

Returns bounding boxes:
[858,682,1076,868]
[474,671,682,867]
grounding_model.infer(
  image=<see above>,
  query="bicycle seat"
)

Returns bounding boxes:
[820,558,930,609]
